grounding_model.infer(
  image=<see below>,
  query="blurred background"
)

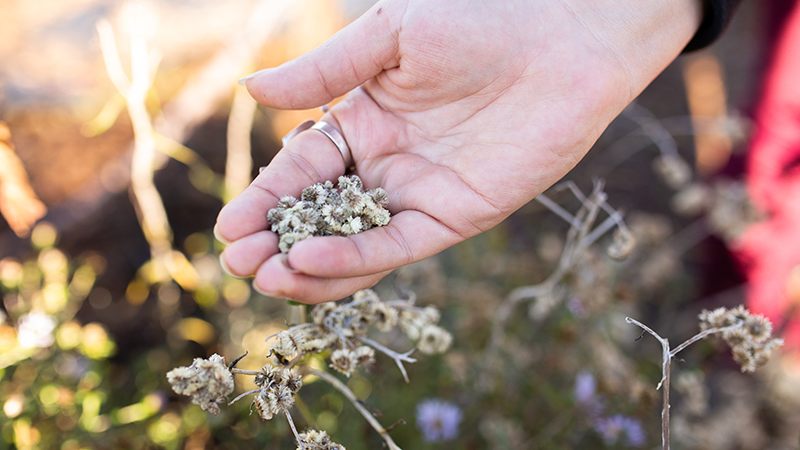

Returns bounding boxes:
[1,0,800,449]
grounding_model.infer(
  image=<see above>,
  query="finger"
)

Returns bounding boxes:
[287,210,464,278]
[253,254,390,304]
[219,231,277,277]
[215,126,347,243]
[242,1,401,109]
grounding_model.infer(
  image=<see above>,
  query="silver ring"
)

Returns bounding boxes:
[281,119,315,147]
[311,121,353,168]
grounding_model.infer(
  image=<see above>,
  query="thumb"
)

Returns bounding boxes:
[242,1,400,109]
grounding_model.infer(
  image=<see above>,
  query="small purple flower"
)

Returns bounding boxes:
[567,297,587,318]
[416,399,462,442]
[574,371,596,404]
[593,414,646,447]
[574,371,604,417]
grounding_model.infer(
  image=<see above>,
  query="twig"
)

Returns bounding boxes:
[307,368,402,450]
[625,317,671,449]
[535,194,580,228]
[670,323,742,358]
[97,18,199,288]
[229,388,260,406]
[285,410,302,444]
[358,336,416,383]
[624,317,742,450]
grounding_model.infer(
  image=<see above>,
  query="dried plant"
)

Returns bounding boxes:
[626,307,783,450]
[96,15,199,290]
[268,175,391,253]
[167,288,451,449]
[485,180,633,365]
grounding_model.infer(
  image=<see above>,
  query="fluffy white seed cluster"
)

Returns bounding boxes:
[166,354,234,414]
[398,303,452,355]
[268,289,451,377]
[698,306,784,372]
[267,175,391,253]
[606,228,636,261]
[295,430,346,450]
[253,365,303,421]
[653,154,692,189]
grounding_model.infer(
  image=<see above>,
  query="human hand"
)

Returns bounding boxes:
[215,0,701,302]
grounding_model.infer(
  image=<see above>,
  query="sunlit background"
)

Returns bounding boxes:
[1,1,799,449]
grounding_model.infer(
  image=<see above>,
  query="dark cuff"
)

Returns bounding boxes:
[684,0,742,52]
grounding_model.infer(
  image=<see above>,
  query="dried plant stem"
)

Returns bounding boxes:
[97,19,197,287]
[625,317,672,449]
[228,388,260,405]
[487,182,619,357]
[625,316,742,450]
[224,86,257,201]
[307,368,402,450]
[285,410,302,443]
[358,336,416,383]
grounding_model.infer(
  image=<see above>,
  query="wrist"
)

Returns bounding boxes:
[562,0,702,100]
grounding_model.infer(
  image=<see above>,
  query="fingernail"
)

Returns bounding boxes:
[213,224,230,245]
[280,255,300,274]
[238,68,268,85]
[252,281,272,296]
[252,281,286,299]
[219,254,239,278]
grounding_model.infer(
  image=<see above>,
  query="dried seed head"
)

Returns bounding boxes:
[266,175,391,252]
[417,324,453,355]
[251,365,303,421]
[311,302,338,326]
[698,306,783,372]
[353,345,376,366]
[606,228,636,260]
[254,384,296,421]
[166,354,234,415]
[653,154,692,189]
[254,365,303,392]
[296,429,346,450]
[271,330,301,364]
[368,302,399,332]
[329,348,358,377]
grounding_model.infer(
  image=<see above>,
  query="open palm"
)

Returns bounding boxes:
[215,0,700,302]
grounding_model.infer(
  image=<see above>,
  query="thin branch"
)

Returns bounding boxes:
[308,368,402,450]
[625,316,672,450]
[229,388,260,405]
[535,194,580,228]
[97,17,199,288]
[358,336,416,383]
[96,20,130,93]
[285,410,302,444]
[670,323,742,358]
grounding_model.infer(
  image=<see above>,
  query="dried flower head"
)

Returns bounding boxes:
[267,175,391,253]
[606,228,636,260]
[295,429,346,450]
[417,324,453,355]
[329,348,358,377]
[166,354,234,414]
[252,365,303,421]
[653,154,692,189]
[698,306,784,372]
[167,288,447,450]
